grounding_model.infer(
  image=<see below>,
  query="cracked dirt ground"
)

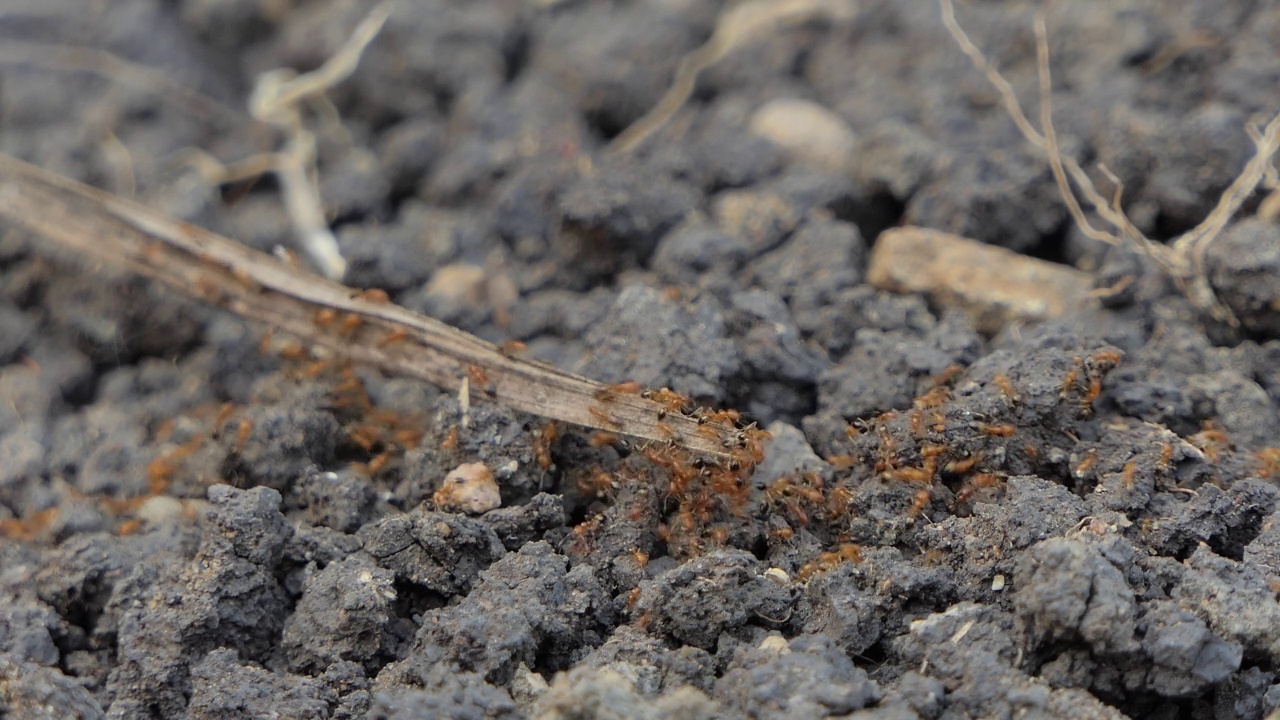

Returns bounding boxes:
[2,0,1280,718]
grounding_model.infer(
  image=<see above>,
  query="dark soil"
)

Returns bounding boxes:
[3,0,1280,718]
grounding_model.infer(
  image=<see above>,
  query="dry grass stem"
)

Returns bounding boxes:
[1171,112,1280,319]
[182,148,287,186]
[607,0,855,155]
[0,40,252,128]
[1257,191,1280,222]
[98,132,137,198]
[1031,11,1114,248]
[186,1,394,281]
[940,0,1280,325]
[0,154,740,458]
[247,2,393,124]
[1139,30,1218,76]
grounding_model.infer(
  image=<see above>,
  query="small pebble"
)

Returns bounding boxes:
[137,495,186,527]
[423,263,488,309]
[759,635,791,654]
[749,98,856,175]
[433,462,502,515]
[868,226,1092,333]
[764,567,791,585]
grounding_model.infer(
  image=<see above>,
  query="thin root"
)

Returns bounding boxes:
[940,0,1280,327]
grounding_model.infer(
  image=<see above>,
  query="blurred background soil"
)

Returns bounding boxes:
[2,0,1280,718]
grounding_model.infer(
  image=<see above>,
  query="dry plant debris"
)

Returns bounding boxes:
[606,0,857,155]
[939,0,1280,326]
[0,154,745,460]
[182,2,394,280]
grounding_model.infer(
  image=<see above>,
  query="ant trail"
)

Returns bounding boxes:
[0,154,739,458]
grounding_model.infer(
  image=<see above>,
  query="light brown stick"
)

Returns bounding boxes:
[0,153,738,458]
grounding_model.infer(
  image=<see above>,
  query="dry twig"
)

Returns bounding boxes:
[187,2,393,281]
[939,0,1280,325]
[0,154,742,458]
[607,0,855,155]
[1,4,391,282]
